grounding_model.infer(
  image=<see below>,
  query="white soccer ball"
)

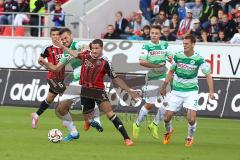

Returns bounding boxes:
[48,129,63,143]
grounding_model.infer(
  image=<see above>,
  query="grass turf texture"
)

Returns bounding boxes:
[0,106,239,160]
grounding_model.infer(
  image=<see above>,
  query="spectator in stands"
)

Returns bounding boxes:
[103,24,120,39]
[166,0,179,19]
[191,0,203,19]
[199,0,220,29]
[178,0,186,20]
[207,16,219,42]
[114,11,128,35]
[13,0,30,26]
[52,1,65,27]
[0,0,18,25]
[0,0,4,34]
[199,29,210,42]
[160,26,176,41]
[169,13,179,35]
[219,13,237,40]
[191,18,201,40]
[217,9,225,23]
[140,25,150,40]
[29,0,45,37]
[230,24,240,44]
[139,0,152,23]
[224,0,240,19]
[0,0,4,15]
[132,12,150,33]
[177,8,194,40]
[151,0,167,18]
[152,10,170,29]
[217,30,227,42]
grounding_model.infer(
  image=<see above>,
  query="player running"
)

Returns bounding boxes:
[160,34,215,147]
[31,27,66,129]
[56,38,141,146]
[132,25,172,139]
[39,28,102,142]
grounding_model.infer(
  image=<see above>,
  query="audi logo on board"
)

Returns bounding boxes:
[12,44,46,69]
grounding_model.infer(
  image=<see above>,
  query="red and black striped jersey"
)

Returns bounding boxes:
[41,45,65,80]
[77,50,117,90]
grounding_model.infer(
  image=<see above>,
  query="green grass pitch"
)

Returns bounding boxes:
[0,106,239,160]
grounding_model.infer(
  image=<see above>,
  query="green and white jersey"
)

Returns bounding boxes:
[59,41,84,82]
[170,51,211,92]
[139,41,172,80]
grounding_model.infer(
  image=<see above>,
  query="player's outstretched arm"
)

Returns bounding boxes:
[112,77,140,100]
[53,39,79,58]
[139,59,166,68]
[160,70,174,96]
[41,60,65,72]
[206,74,215,99]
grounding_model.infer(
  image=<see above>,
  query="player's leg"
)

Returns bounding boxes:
[81,97,103,132]
[31,90,57,128]
[162,92,183,144]
[133,103,154,138]
[183,91,198,147]
[150,80,171,128]
[56,98,80,141]
[99,100,133,146]
[133,79,159,138]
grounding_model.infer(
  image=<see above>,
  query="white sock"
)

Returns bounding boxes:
[93,106,101,125]
[136,106,149,126]
[188,122,197,139]
[164,121,173,133]
[62,113,78,136]
[153,106,165,125]
[33,112,39,118]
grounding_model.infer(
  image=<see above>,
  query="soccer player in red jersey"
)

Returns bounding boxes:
[31,27,66,129]
[55,39,140,146]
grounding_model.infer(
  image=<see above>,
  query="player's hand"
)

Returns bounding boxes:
[129,89,142,101]
[53,39,64,49]
[209,92,215,100]
[38,57,45,65]
[158,62,166,68]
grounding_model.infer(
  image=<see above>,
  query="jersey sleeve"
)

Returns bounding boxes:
[40,47,49,58]
[104,60,118,79]
[199,57,211,75]
[59,53,72,64]
[73,41,85,51]
[139,44,149,60]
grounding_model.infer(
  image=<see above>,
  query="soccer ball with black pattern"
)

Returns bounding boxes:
[48,129,63,143]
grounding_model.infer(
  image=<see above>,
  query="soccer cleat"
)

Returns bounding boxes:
[83,121,91,131]
[90,120,103,132]
[185,138,194,147]
[31,113,39,129]
[162,128,174,145]
[124,139,134,146]
[148,122,159,139]
[63,133,80,142]
[132,123,140,139]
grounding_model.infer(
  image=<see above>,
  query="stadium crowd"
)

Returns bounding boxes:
[0,0,67,36]
[103,0,240,43]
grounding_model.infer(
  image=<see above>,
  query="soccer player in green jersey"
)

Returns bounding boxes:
[133,25,172,139]
[39,28,102,141]
[160,34,215,147]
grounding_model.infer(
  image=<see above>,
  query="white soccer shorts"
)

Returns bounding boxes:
[164,90,199,112]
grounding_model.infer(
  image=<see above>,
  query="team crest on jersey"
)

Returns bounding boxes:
[96,60,102,65]
[190,60,195,65]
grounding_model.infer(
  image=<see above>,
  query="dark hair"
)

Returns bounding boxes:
[143,25,151,30]
[116,11,123,17]
[184,34,196,43]
[107,24,114,28]
[50,27,59,34]
[59,28,72,35]
[91,39,103,48]
[151,25,161,31]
